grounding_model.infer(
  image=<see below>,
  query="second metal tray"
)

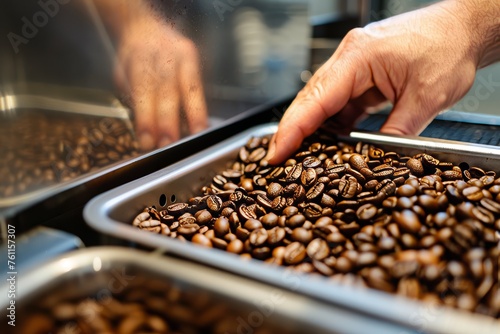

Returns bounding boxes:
[84,123,500,334]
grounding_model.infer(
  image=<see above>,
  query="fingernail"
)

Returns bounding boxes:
[139,133,155,152]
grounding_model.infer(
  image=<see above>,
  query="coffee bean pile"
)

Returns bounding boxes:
[0,111,139,198]
[14,273,292,334]
[133,134,500,318]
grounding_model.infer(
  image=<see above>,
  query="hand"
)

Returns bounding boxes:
[113,8,208,151]
[266,0,500,164]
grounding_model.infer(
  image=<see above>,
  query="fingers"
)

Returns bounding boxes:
[156,77,181,148]
[266,49,373,164]
[127,56,158,152]
[379,88,439,136]
[178,40,208,135]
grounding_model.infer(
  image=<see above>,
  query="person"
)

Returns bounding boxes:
[265,0,500,164]
[92,1,208,151]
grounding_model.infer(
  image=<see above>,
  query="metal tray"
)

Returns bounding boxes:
[0,247,406,334]
[84,123,500,334]
[0,89,138,213]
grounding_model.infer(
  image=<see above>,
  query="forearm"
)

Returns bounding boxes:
[452,0,500,68]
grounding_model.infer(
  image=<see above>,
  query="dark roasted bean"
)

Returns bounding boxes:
[284,242,307,265]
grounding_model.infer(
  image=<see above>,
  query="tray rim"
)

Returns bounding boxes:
[84,123,500,334]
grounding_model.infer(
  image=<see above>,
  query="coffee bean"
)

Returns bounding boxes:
[214,217,230,237]
[284,242,306,265]
[285,214,305,228]
[192,234,213,247]
[177,223,200,237]
[462,186,484,201]
[306,238,329,261]
[356,203,377,221]
[394,210,422,234]
[268,227,286,245]
[292,227,313,244]
[249,228,268,247]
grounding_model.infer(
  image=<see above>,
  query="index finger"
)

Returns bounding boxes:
[266,55,369,164]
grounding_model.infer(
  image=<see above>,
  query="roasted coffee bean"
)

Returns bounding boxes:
[206,195,223,212]
[214,217,230,237]
[462,186,484,201]
[301,168,317,187]
[302,156,322,168]
[265,227,285,246]
[356,203,377,221]
[177,223,200,237]
[249,228,268,246]
[306,238,329,260]
[407,158,424,176]
[211,237,228,250]
[179,213,197,226]
[248,147,267,162]
[292,227,313,244]
[394,210,422,234]
[239,205,258,220]
[235,227,250,241]
[306,182,325,201]
[303,203,323,220]
[285,163,303,182]
[167,203,189,216]
[284,242,307,265]
[195,210,213,225]
[192,233,213,247]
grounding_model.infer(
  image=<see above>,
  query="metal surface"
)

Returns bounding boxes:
[0,227,83,281]
[0,247,409,334]
[85,123,500,334]
[0,89,136,208]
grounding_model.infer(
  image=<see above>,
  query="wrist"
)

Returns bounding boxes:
[452,0,500,68]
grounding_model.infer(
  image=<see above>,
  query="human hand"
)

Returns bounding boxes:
[113,7,208,151]
[266,0,500,164]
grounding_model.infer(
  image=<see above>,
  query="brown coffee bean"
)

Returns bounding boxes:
[284,242,307,265]
[393,210,422,234]
[195,210,213,225]
[211,237,228,250]
[267,227,286,245]
[214,217,230,237]
[397,278,421,299]
[249,228,268,247]
[391,260,419,278]
[192,234,213,248]
[306,238,329,261]
[287,214,306,228]
[177,223,200,236]
[462,186,484,201]
[292,227,313,244]
[335,257,353,273]
[357,252,377,268]
[356,203,377,221]
[252,247,271,260]
[244,219,262,231]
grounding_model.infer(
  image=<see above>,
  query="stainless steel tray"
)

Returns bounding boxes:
[0,90,138,214]
[0,247,405,334]
[84,123,500,334]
